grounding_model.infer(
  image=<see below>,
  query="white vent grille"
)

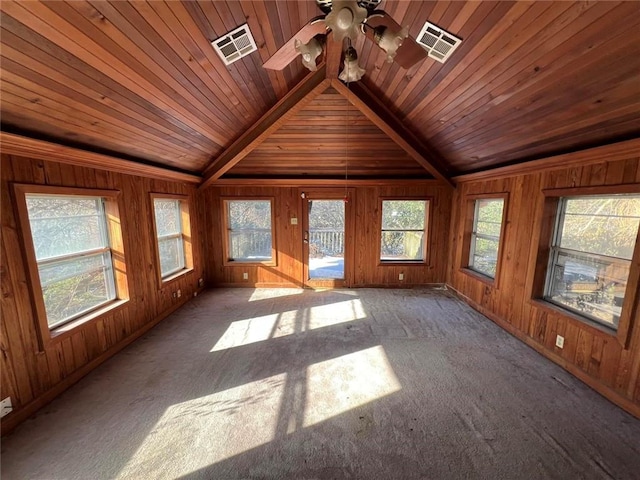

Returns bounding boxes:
[212,24,257,66]
[416,22,462,63]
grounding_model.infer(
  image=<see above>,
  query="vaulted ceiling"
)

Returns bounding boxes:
[1,1,639,180]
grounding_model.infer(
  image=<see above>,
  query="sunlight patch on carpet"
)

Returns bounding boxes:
[211,299,367,352]
[303,345,401,428]
[119,373,287,478]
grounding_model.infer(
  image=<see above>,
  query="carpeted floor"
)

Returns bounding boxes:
[2,287,639,480]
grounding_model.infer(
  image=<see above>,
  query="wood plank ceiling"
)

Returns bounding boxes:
[227,86,432,179]
[1,1,639,177]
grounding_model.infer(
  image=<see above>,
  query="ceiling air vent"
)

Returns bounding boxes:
[212,24,257,66]
[416,21,462,63]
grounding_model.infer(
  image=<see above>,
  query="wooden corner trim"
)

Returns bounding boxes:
[0,132,201,184]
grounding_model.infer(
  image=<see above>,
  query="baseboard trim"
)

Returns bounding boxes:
[213,282,302,288]
[351,283,446,289]
[446,284,640,419]
[213,282,447,289]
[1,292,198,436]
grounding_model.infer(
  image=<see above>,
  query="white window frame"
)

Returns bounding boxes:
[223,198,276,265]
[28,195,117,329]
[468,198,505,279]
[379,199,430,264]
[150,193,193,286]
[543,195,639,330]
[154,198,186,279]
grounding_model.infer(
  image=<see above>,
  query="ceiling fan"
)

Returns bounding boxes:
[262,0,430,81]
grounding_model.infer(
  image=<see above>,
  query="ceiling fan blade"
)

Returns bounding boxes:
[263,16,327,70]
[365,11,427,69]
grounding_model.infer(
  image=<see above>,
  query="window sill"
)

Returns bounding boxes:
[378,260,428,267]
[460,268,497,287]
[223,260,277,267]
[160,268,194,287]
[528,299,617,339]
[48,298,130,344]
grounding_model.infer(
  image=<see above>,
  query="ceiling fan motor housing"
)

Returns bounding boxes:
[316,0,382,14]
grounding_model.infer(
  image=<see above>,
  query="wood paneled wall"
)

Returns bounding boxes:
[204,185,452,287]
[0,154,205,433]
[448,147,640,414]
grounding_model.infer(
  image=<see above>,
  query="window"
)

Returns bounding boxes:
[25,194,115,329]
[544,194,640,330]
[151,196,192,281]
[224,199,275,263]
[468,198,505,278]
[14,185,127,341]
[380,200,429,262]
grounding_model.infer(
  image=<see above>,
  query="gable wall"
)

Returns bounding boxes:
[447,147,640,414]
[0,154,206,433]
[203,184,452,287]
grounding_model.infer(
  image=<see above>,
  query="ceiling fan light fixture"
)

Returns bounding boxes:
[325,0,368,43]
[295,36,324,71]
[375,25,409,63]
[339,46,365,83]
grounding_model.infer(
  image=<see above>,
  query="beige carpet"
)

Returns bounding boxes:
[2,287,639,479]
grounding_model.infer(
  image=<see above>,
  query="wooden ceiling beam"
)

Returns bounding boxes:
[214,178,441,187]
[200,68,330,189]
[0,132,201,184]
[325,35,343,79]
[331,80,454,187]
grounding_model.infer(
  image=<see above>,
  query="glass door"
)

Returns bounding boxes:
[302,190,353,288]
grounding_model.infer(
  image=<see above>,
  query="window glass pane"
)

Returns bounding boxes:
[308,200,345,279]
[227,200,273,261]
[228,201,271,230]
[26,196,100,218]
[382,201,425,230]
[475,199,504,238]
[154,199,181,236]
[381,231,424,261]
[158,237,185,276]
[560,196,640,260]
[26,196,105,259]
[38,253,115,328]
[470,237,500,278]
[476,199,504,223]
[229,231,273,261]
[547,251,628,328]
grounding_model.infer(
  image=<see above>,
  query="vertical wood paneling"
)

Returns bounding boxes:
[203,184,451,287]
[0,154,205,431]
[449,151,640,410]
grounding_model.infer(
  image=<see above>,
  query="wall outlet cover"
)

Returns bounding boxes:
[555,335,565,349]
[1,397,13,418]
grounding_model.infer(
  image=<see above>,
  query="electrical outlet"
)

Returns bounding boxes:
[177,289,182,298]
[243,272,249,280]
[1,397,13,418]
[172,291,178,299]
[399,273,404,281]
[555,335,565,349]
[290,217,298,225]
[198,278,204,288]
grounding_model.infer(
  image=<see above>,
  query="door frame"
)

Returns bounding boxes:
[299,188,355,288]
